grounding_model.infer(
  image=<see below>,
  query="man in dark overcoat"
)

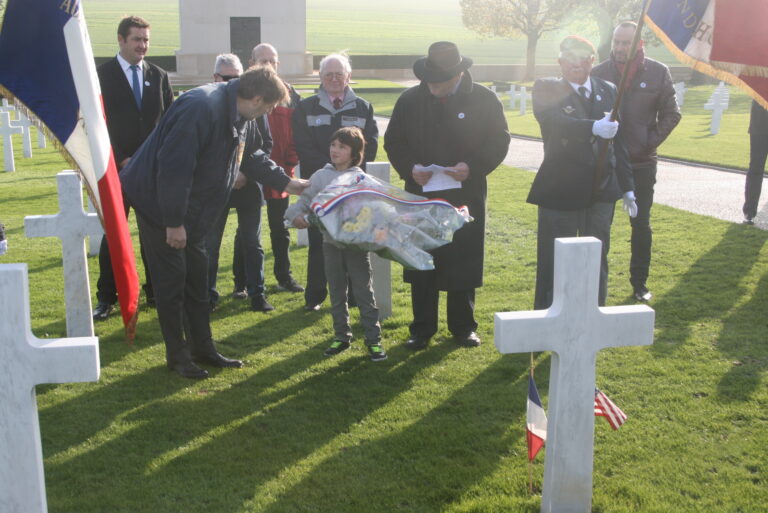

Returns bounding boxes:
[742,100,768,224]
[529,35,635,310]
[384,41,510,349]
[93,15,174,320]
[120,67,308,379]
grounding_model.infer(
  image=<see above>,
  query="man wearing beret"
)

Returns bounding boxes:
[385,41,510,350]
[529,35,636,310]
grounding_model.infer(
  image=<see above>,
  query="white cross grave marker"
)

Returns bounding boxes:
[673,81,687,107]
[508,84,517,109]
[0,263,99,513]
[704,84,729,135]
[11,110,35,158]
[1,98,17,119]
[24,171,102,337]
[86,195,104,257]
[494,237,654,513]
[1,111,23,172]
[295,163,309,247]
[36,120,47,149]
[518,86,531,116]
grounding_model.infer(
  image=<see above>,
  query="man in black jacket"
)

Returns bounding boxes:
[592,22,681,302]
[529,35,635,310]
[292,53,378,311]
[93,16,174,320]
[120,67,308,379]
[743,101,768,225]
[385,42,510,350]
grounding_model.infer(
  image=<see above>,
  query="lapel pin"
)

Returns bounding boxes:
[145,81,150,86]
[596,94,602,101]
[640,82,647,88]
[458,112,465,119]
[563,106,575,114]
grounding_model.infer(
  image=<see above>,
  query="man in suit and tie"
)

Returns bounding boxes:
[93,15,174,321]
[528,35,636,310]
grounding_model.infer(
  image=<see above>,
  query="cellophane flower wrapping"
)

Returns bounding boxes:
[309,171,472,270]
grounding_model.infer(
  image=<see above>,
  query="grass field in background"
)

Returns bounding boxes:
[1,123,766,512]
[80,0,677,65]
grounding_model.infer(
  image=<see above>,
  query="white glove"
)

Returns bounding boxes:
[623,191,638,218]
[592,114,619,139]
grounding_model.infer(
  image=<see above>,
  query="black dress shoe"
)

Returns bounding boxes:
[454,332,481,347]
[168,362,209,379]
[405,337,430,350]
[92,302,114,321]
[192,351,244,368]
[633,287,653,302]
[304,303,321,312]
[251,294,275,312]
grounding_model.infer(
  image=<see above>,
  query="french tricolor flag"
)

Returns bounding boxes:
[0,0,139,337]
[526,374,547,461]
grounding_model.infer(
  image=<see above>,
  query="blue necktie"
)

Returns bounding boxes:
[130,64,142,109]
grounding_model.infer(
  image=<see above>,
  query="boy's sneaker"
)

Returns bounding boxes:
[368,344,388,362]
[324,340,350,356]
[277,277,305,293]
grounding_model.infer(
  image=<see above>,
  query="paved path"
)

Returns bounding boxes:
[375,116,768,230]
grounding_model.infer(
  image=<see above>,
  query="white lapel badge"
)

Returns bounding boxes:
[145,81,150,87]
[563,105,575,114]
[640,82,647,88]
[595,94,602,102]
[458,112,465,119]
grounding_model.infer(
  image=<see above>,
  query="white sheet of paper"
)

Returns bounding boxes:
[420,164,462,192]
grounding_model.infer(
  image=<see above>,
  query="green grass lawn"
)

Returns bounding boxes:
[1,125,766,512]
[79,0,678,65]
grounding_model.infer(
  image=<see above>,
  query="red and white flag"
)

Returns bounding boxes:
[526,375,548,461]
[0,0,140,338]
[594,388,627,430]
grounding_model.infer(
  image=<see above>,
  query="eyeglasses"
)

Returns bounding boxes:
[215,73,239,82]
[322,72,347,80]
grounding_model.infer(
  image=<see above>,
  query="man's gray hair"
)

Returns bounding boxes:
[214,53,243,75]
[319,52,352,75]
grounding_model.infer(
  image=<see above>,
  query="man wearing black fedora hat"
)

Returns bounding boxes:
[385,41,510,350]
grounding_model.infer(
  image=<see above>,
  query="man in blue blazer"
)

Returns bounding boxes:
[93,16,174,320]
[528,36,636,310]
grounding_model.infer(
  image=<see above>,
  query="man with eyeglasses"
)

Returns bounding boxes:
[528,35,636,310]
[292,53,378,312]
[92,15,174,321]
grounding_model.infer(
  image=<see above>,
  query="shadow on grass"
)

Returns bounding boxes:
[254,357,535,513]
[42,338,459,512]
[713,266,768,401]
[650,223,768,359]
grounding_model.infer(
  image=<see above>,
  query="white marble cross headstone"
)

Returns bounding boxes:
[673,81,687,107]
[518,86,530,115]
[704,84,729,135]
[11,110,35,158]
[494,238,654,513]
[0,263,99,513]
[36,121,47,149]
[1,98,17,119]
[86,195,104,257]
[508,84,517,109]
[1,111,24,172]
[24,171,102,337]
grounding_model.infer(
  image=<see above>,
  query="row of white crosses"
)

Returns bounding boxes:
[491,85,532,115]
[1,99,47,172]
[703,81,729,135]
[2,170,100,511]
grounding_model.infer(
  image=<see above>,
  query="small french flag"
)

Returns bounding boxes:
[526,374,548,461]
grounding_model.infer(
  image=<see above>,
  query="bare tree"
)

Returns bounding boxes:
[592,0,644,61]
[460,0,580,80]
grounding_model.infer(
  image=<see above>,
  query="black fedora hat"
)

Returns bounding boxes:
[413,41,473,83]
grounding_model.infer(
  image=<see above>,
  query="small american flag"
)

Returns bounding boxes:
[594,388,627,430]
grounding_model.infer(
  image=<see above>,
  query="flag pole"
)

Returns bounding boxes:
[528,352,534,495]
[592,0,652,197]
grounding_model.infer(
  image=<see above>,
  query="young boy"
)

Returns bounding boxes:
[285,127,386,361]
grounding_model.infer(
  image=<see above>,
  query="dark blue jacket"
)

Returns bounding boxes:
[120,80,290,241]
[528,77,633,210]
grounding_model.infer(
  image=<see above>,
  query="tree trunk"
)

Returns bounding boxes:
[525,33,539,81]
